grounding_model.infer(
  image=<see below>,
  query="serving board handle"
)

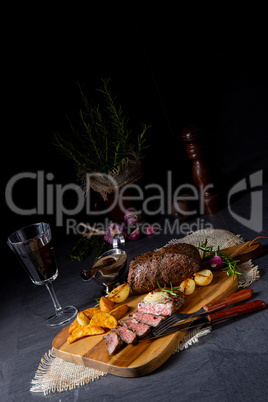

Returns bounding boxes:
[220,241,262,263]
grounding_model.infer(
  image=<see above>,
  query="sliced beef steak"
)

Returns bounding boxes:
[127,242,201,295]
[119,318,151,338]
[104,331,124,355]
[131,312,166,327]
[115,325,138,344]
[138,292,185,316]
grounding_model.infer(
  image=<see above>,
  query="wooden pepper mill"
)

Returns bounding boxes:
[181,125,220,214]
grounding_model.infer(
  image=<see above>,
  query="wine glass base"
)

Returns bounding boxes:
[45,305,78,327]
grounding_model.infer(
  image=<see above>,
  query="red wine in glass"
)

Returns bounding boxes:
[7,222,77,326]
[19,239,58,283]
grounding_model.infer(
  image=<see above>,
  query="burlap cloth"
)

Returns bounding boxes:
[30,229,259,395]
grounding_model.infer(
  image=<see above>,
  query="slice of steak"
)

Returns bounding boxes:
[138,292,185,316]
[132,312,166,327]
[120,318,151,338]
[104,331,124,355]
[115,325,138,344]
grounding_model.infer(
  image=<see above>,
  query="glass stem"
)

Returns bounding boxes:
[45,281,63,313]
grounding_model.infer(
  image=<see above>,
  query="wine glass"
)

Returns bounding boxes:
[7,222,78,327]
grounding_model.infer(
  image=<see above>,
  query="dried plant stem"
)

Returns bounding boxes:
[79,222,105,235]
[82,233,104,237]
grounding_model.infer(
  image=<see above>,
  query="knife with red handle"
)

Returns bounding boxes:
[207,299,266,323]
[197,288,254,314]
[151,288,254,337]
[147,299,266,339]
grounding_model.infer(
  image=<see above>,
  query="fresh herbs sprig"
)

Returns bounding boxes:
[196,239,215,260]
[53,78,151,175]
[69,235,106,262]
[221,253,241,281]
[157,281,181,296]
[95,297,101,307]
[197,239,242,281]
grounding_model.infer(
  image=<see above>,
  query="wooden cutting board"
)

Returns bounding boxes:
[52,241,261,377]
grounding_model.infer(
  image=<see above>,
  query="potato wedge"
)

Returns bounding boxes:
[69,318,80,334]
[83,307,101,319]
[99,296,114,313]
[67,325,105,344]
[194,269,213,286]
[180,278,196,295]
[89,312,117,329]
[77,311,91,326]
[108,283,130,303]
[109,304,129,321]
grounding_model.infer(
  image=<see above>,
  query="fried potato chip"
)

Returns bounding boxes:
[99,296,114,313]
[83,307,101,319]
[109,304,129,321]
[67,325,105,344]
[69,318,81,334]
[77,311,91,326]
[89,312,117,329]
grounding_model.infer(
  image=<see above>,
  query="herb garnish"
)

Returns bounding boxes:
[94,297,101,307]
[197,239,242,281]
[69,235,106,262]
[196,239,214,260]
[157,281,181,296]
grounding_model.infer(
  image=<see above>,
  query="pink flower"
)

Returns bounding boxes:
[124,208,140,226]
[104,223,126,244]
[144,224,159,235]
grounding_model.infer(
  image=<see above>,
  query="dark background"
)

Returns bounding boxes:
[3,10,268,262]
[2,11,268,401]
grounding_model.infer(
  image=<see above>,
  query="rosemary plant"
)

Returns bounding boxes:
[53,78,151,176]
[54,79,151,262]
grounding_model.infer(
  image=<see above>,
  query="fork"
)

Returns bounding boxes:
[144,299,266,341]
[150,288,253,337]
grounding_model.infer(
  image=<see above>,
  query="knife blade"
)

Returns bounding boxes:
[144,299,266,340]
